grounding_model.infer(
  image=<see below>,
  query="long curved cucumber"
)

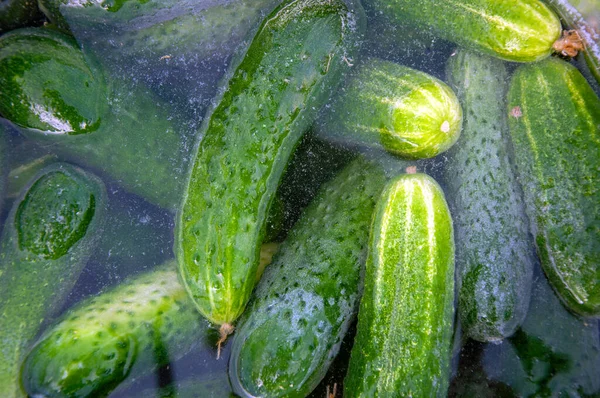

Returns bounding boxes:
[176,0,365,331]
[229,157,389,398]
[0,162,107,397]
[365,0,561,62]
[22,262,210,397]
[444,50,535,342]
[344,172,455,397]
[507,57,600,317]
[316,58,462,159]
[0,27,190,210]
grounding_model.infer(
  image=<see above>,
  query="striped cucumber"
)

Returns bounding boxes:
[229,157,389,398]
[507,57,600,317]
[316,58,462,159]
[0,162,107,397]
[444,50,535,342]
[344,172,455,397]
[22,262,210,397]
[176,0,365,334]
[365,0,561,62]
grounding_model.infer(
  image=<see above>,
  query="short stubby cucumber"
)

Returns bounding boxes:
[0,27,190,210]
[22,262,210,397]
[177,0,365,331]
[364,0,561,62]
[0,162,107,397]
[316,58,462,159]
[444,50,535,342]
[229,158,388,398]
[344,172,455,397]
[507,57,600,317]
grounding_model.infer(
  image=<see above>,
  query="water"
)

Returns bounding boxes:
[1,0,599,397]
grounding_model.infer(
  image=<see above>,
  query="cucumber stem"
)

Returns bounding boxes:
[217,323,235,359]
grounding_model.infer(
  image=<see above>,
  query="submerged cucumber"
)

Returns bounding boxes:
[229,157,389,398]
[317,58,462,159]
[507,57,600,317]
[444,50,535,342]
[177,0,364,331]
[344,172,455,397]
[0,162,106,397]
[365,0,561,62]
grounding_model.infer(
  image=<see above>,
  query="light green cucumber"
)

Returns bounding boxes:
[444,50,535,342]
[21,262,210,397]
[365,0,561,62]
[0,27,191,210]
[0,162,107,397]
[316,58,462,159]
[507,57,600,317]
[229,157,390,398]
[176,0,365,331]
[344,172,455,397]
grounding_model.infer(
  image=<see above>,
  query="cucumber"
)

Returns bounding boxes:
[37,0,282,117]
[176,0,365,332]
[21,262,210,398]
[0,162,107,397]
[365,0,561,62]
[483,272,600,396]
[316,58,462,159]
[0,27,191,210]
[0,0,43,33]
[507,57,600,317]
[344,172,455,397]
[229,157,389,398]
[444,50,535,342]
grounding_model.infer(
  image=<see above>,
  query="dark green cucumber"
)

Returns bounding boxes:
[365,0,561,62]
[484,273,600,396]
[176,0,365,329]
[22,262,210,398]
[344,172,455,397]
[0,0,43,33]
[229,157,389,398]
[0,162,107,397]
[507,57,600,317]
[0,27,190,210]
[444,50,535,342]
[316,58,462,159]
[37,0,282,116]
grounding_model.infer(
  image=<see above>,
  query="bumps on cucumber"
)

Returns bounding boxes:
[344,172,455,397]
[0,162,106,397]
[444,50,534,342]
[317,58,462,159]
[507,57,600,317]
[365,0,561,62]
[229,157,388,398]
[177,0,365,329]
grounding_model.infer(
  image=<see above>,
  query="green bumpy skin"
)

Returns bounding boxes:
[22,262,212,398]
[344,173,455,398]
[365,0,561,63]
[316,58,463,160]
[0,162,106,398]
[0,27,190,210]
[444,50,535,342]
[177,0,365,326]
[229,158,388,398]
[507,57,600,317]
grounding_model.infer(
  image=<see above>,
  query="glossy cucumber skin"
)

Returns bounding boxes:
[229,158,388,398]
[344,173,455,397]
[507,57,600,317]
[0,27,190,210]
[22,262,211,398]
[317,58,462,160]
[366,0,561,62]
[444,50,535,342]
[0,162,107,398]
[177,0,365,326]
